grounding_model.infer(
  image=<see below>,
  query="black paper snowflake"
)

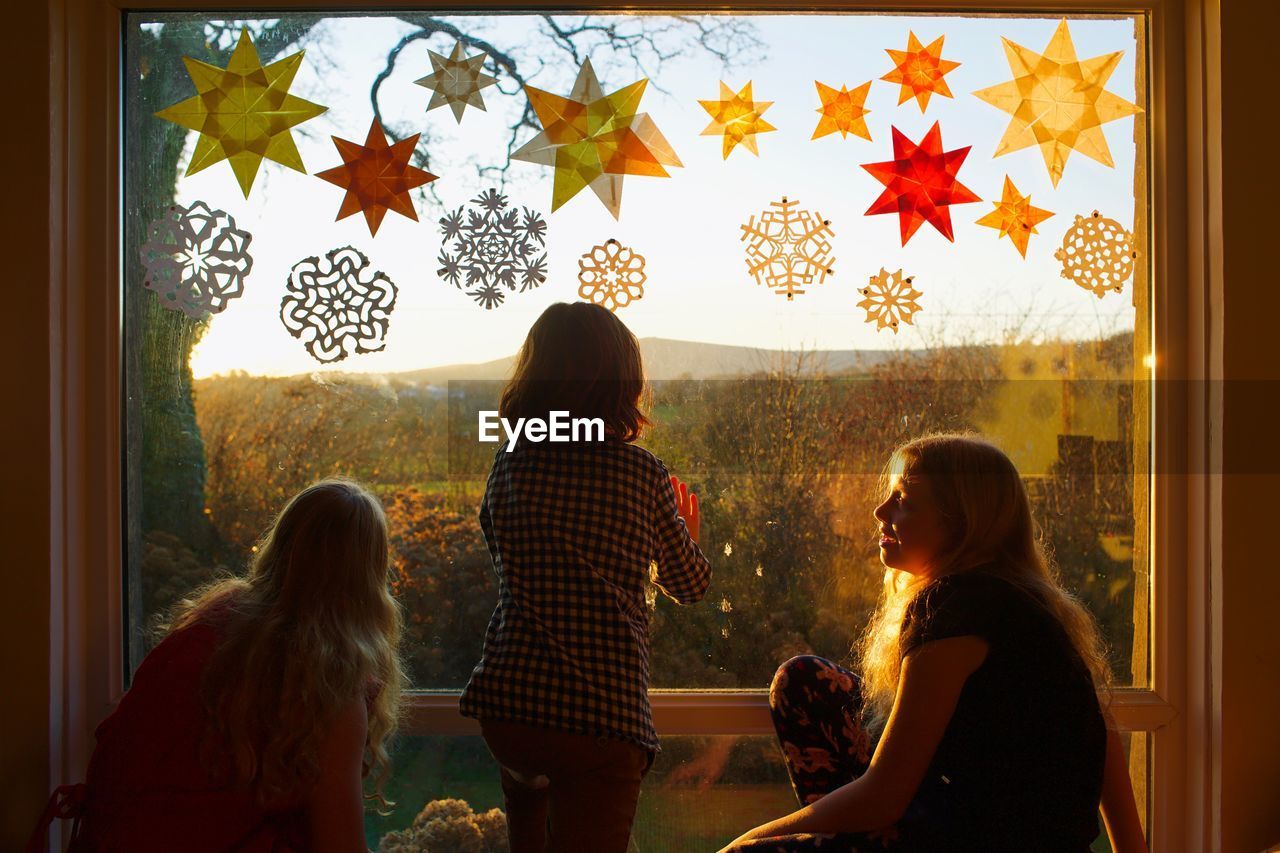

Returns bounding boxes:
[438,188,548,309]
[280,247,398,364]
[140,200,253,318]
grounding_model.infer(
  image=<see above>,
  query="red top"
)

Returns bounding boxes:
[76,618,308,852]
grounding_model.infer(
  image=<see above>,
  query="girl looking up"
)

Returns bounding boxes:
[723,434,1146,853]
[460,302,711,853]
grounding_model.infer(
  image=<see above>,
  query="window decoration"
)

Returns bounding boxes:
[437,189,549,310]
[862,122,980,245]
[577,238,648,312]
[512,59,681,218]
[140,200,254,318]
[316,119,438,236]
[811,81,873,142]
[740,196,835,300]
[154,27,327,197]
[1054,210,1139,298]
[414,41,498,123]
[973,18,1143,187]
[279,246,398,363]
[975,176,1055,258]
[699,80,777,159]
[857,267,922,333]
[880,32,960,113]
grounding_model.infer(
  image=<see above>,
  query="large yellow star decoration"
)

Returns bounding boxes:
[155,27,328,197]
[512,59,681,219]
[812,81,873,142]
[881,32,960,113]
[975,176,1054,258]
[414,41,497,123]
[700,81,777,159]
[973,18,1143,187]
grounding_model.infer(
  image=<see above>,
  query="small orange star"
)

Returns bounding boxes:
[975,176,1054,257]
[882,32,960,113]
[812,81,873,141]
[699,81,776,159]
[316,120,438,236]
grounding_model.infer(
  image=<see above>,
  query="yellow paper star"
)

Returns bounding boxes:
[973,19,1143,187]
[414,41,497,123]
[812,81,873,141]
[155,28,328,197]
[882,32,960,113]
[700,81,776,159]
[512,59,681,219]
[975,176,1055,258]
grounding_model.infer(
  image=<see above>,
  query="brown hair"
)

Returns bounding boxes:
[856,433,1111,729]
[167,479,406,809]
[500,302,650,442]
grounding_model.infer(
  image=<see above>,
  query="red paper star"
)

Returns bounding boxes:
[861,122,980,245]
[316,120,438,236]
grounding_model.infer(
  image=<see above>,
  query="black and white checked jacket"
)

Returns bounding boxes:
[459,439,711,751]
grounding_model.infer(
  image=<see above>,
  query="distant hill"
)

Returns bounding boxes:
[389,337,910,384]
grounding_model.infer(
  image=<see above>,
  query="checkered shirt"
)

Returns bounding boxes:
[458,439,711,751]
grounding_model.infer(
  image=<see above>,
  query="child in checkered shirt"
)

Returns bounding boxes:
[459,302,711,853]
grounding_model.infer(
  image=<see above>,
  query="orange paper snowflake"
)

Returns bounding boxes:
[881,32,960,113]
[577,239,647,312]
[740,196,835,300]
[700,81,777,159]
[858,268,922,334]
[813,81,873,141]
[1054,211,1138,298]
[975,176,1054,258]
[316,120,438,236]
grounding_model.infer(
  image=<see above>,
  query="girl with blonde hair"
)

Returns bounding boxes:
[60,479,405,851]
[724,434,1146,853]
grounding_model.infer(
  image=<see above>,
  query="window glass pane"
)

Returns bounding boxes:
[123,11,1149,691]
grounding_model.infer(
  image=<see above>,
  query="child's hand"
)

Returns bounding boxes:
[671,475,700,544]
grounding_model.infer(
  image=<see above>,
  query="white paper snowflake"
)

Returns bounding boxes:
[1054,211,1138,299]
[139,200,253,318]
[740,196,835,300]
[857,268,922,334]
[438,188,548,310]
[577,239,647,312]
[280,247,398,364]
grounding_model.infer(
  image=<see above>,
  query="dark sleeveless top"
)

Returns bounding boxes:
[898,570,1107,852]
[76,618,308,851]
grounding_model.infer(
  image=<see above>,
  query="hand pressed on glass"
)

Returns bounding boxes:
[670,475,701,544]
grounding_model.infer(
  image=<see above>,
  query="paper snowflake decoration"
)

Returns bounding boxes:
[975,176,1054,258]
[155,28,327,197]
[862,122,981,245]
[858,268,922,334]
[1054,211,1138,299]
[140,200,253,319]
[700,81,777,159]
[438,189,548,310]
[813,81,873,141]
[316,120,438,236]
[414,41,497,123]
[740,196,835,300]
[973,19,1142,187]
[882,32,960,112]
[280,247,398,364]
[513,59,681,218]
[577,239,647,312]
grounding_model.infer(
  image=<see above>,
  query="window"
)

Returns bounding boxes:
[121,8,1162,848]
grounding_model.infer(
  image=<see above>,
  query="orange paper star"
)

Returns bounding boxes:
[973,19,1142,187]
[700,81,777,159]
[975,176,1054,257]
[315,120,438,236]
[812,81,873,141]
[881,32,960,113]
[512,59,681,219]
[862,122,981,246]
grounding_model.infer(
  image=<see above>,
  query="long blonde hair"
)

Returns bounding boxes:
[856,434,1111,730]
[168,479,406,808]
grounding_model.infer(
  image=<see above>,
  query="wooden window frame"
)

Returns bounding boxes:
[47,1,1222,850]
